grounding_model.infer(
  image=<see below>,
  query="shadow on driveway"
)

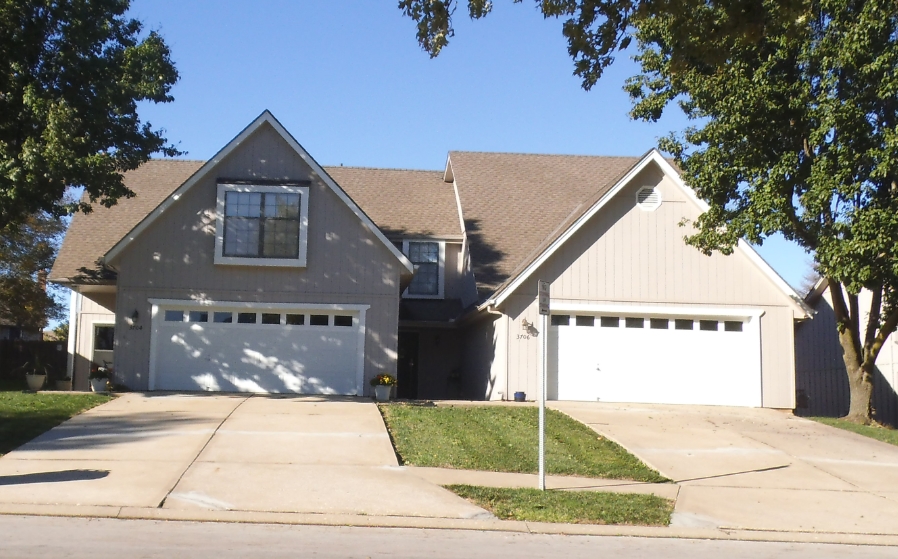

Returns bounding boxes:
[0,469,109,486]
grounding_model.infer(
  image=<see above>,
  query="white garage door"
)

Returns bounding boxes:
[552,312,761,407]
[149,301,366,394]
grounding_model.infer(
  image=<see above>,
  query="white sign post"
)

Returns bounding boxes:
[537,280,550,491]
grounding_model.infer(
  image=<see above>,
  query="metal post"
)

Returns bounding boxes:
[539,311,547,491]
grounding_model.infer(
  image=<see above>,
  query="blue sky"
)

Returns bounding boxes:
[125,0,813,291]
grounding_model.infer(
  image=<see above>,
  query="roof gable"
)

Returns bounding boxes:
[102,111,413,274]
[448,150,641,299]
[478,150,811,318]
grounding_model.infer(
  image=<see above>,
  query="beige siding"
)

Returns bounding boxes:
[110,123,402,391]
[497,163,799,408]
[795,288,898,424]
[72,291,116,391]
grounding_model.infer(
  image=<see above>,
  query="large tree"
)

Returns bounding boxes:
[0,213,66,332]
[0,0,179,230]
[400,0,898,423]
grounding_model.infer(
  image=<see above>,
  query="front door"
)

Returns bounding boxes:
[396,332,419,399]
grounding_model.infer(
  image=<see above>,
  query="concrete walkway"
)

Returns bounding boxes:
[552,401,898,536]
[0,393,487,519]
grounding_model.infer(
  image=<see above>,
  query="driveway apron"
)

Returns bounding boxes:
[0,394,486,520]
[552,401,898,535]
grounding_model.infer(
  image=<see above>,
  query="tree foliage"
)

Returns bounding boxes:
[400,0,898,422]
[0,213,65,331]
[0,0,179,230]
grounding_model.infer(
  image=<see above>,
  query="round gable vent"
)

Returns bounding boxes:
[636,187,662,211]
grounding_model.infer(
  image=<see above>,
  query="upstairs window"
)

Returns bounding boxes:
[215,184,309,267]
[401,240,445,298]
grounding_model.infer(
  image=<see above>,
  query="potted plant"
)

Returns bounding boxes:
[21,356,49,391]
[56,375,73,391]
[369,373,397,402]
[89,364,111,393]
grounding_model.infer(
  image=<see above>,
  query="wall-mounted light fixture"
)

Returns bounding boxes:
[125,309,139,326]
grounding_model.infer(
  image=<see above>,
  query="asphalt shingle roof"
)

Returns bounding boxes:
[447,151,641,299]
[323,167,461,238]
[50,160,204,283]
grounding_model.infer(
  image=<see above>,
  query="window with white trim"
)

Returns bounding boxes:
[400,240,445,299]
[215,184,309,267]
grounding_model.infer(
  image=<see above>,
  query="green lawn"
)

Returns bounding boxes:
[0,385,111,456]
[447,485,673,526]
[379,404,666,482]
[810,417,898,446]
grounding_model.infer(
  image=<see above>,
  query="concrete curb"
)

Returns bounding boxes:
[1,504,897,547]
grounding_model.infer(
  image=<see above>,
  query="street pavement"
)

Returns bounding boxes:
[552,401,898,535]
[1,515,895,559]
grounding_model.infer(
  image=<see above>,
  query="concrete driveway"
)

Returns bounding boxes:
[552,402,898,535]
[0,394,487,519]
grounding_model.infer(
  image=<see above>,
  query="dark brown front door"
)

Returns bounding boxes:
[397,332,419,399]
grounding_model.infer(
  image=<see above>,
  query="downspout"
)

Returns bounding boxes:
[483,300,508,401]
[66,290,81,382]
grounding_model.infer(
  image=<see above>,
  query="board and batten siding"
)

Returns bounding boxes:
[72,291,116,391]
[110,123,403,392]
[795,287,898,425]
[495,163,799,408]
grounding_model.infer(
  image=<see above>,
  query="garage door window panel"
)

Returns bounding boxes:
[551,315,570,326]
[237,312,257,324]
[650,318,669,329]
[261,313,281,325]
[700,320,719,331]
[310,314,329,326]
[725,321,744,332]
[188,311,208,323]
[675,319,694,330]
[625,317,645,329]
[285,314,305,326]
[213,312,233,323]
[575,316,595,327]
[164,310,184,322]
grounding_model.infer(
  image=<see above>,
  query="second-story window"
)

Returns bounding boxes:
[407,241,440,296]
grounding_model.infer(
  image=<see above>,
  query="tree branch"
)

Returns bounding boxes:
[864,286,883,353]
[829,278,862,357]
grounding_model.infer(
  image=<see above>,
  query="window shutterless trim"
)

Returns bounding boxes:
[400,239,445,299]
[214,183,309,267]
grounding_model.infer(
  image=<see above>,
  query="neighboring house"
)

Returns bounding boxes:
[795,279,898,425]
[50,111,810,407]
[0,321,42,342]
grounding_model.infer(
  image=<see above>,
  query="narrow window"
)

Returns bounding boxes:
[625,317,644,329]
[309,314,329,326]
[261,313,280,325]
[213,312,233,323]
[675,319,694,330]
[550,315,570,326]
[188,311,208,323]
[575,315,595,327]
[164,310,183,322]
[237,312,257,324]
[650,318,669,329]
[334,315,353,327]
[407,241,440,296]
[700,320,719,331]
[600,316,620,328]
[285,314,305,326]
[724,321,744,332]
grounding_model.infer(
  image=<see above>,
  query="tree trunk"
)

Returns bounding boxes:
[829,280,873,424]
[844,359,874,424]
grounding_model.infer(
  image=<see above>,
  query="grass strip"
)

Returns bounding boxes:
[0,389,111,456]
[809,416,898,447]
[447,484,673,526]
[379,404,666,482]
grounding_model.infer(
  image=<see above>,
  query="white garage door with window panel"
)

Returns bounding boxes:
[149,299,368,394]
[550,305,763,407]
